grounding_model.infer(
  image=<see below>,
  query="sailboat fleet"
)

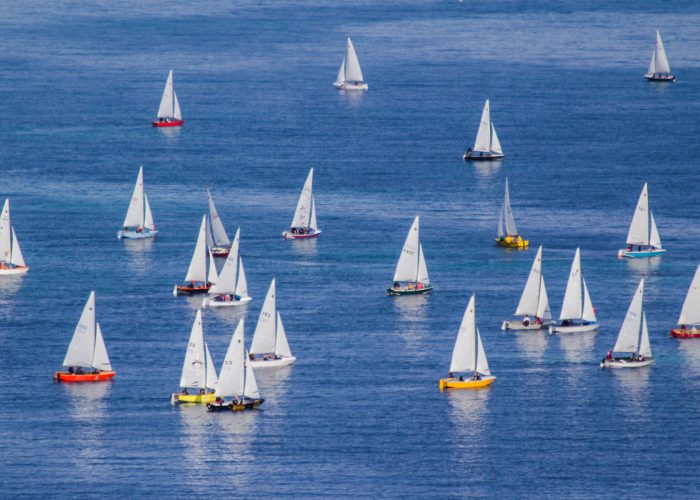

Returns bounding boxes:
[618,183,665,258]
[0,199,29,275]
[152,70,184,127]
[645,30,675,82]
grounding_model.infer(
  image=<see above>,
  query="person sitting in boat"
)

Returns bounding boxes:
[466,148,472,158]
[182,388,188,395]
[448,372,454,378]
[535,317,542,326]
[458,375,464,381]
[523,315,531,327]
[606,350,613,361]
[562,319,571,326]
[393,281,400,289]
[473,372,482,381]
[76,367,84,374]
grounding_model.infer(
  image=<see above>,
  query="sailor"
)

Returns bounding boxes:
[523,315,531,327]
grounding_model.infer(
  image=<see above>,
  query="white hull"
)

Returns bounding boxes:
[549,323,599,334]
[334,81,368,91]
[282,229,322,240]
[203,296,252,308]
[249,356,296,368]
[118,229,158,240]
[600,358,655,369]
[0,266,29,276]
[501,319,552,331]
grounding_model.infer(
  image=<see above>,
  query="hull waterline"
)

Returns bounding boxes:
[439,375,495,390]
[249,356,296,368]
[54,370,116,382]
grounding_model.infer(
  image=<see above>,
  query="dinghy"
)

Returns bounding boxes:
[203,228,251,308]
[502,246,554,331]
[117,166,158,239]
[152,70,184,126]
[249,278,296,368]
[173,215,215,295]
[282,168,321,239]
[54,292,116,382]
[387,216,432,296]
[207,319,265,412]
[0,199,29,276]
[645,31,676,82]
[463,100,504,161]
[618,183,666,258]
[333,38,368,91]
[549,248,599,334]
[171,309,218,404]
[207,189,231,257]
[495,178,528,248]
[670,264,700,338]
[601,279,654,368]
[439,294,495,390]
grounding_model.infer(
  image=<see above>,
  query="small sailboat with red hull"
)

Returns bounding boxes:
[173,215,216,296]
[152,70,184,127]
[671,264,700,338]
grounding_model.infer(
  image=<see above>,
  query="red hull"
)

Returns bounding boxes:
[152,120,184,127]
[287,232,320,240]
[670,329,700,339]
[211,250,230,257]
[54,371,116,382]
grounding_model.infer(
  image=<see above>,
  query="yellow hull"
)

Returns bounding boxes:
[171,393,217,404]
[439,376,496,390]
[496,236,529,248]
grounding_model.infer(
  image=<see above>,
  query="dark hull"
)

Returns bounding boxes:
[207,398,265,412]
[463,153,504,162]
[645,75,675,82]
[387,286,433,296]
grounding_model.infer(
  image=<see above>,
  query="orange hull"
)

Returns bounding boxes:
[54,371,116,382]
[670,329,700,339]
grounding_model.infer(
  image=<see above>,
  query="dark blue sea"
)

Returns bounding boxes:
[1,0,700,497]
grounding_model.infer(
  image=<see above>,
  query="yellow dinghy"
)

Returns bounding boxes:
[496,235,529,249]
[171,391,217,405]
[495,178,529,249]
[439,294,495,391]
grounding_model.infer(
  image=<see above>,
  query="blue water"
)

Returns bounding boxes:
[2,0,700,496]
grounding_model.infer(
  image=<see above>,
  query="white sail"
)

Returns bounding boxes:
[184,215,208,283]
[291,168,314,228]
[310,196,318,231]
[503,178,518,236]
[123,167,145,228]
[215,320,246,398]
[476,329,490,376]
[144,194,155,231]
[449,294,477,374]
[243,356,261,399]
[639,312,652,358]
[647,51,656,76]
[649,212,662,249]
[678,264,700,325]
[626,183,649,246]
[655,30,671,74]
[173,90,182,120]
[210,228,240,294]
[490,123,503,155]
[515,246,543,317]
[275,312,292,358]
[497,206,504,238]
[560,248,583,320]
[582,279,597,323]
[335,58,346,85]
[63,292,97,368]
[205,343,217,390]
[473,100,491,152]
[10,227,25,267]
[179,310,207,388]
[537,278,552,320]
[92,323,112,371]
[416,243,429,284]
[251,278,277,355]
[157,70,175,118]
[393,216,420,283]
[235,257,249,298]
[0,199,11,262]
[613,279,644,353]
[207,250,218,285]
[345,38,364,83]
[207,190,230,247]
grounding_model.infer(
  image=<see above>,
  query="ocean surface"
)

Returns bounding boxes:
[1,0,700,497]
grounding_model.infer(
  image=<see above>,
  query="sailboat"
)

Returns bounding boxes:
[0,199,29,276]
[333,37,368,91]
[502,246,554,331]
[549,248,598,334]
[54,292,116,382]
[670,264,700,338]
[208,319,265,412]
[152,70,184,126]
[495,178,528,248]
[173,215,216,295]
[282,168,321,239]
[249,278,296,367]
[601,279,654,368]
[644,30,676,82]
[117,166,158,239]
[618,183,666,258]
[171,309,218,404]
[439,294,495,390]
[206,189,232,256]
[203,228,251,308]
[463,99,504,161]
[387,215,432,296]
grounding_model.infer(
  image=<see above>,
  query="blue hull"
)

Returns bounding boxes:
[619,249,666,259]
